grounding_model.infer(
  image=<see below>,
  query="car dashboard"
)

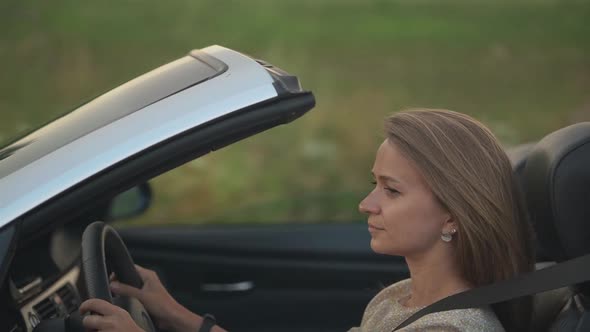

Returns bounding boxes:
[1,228,85,332]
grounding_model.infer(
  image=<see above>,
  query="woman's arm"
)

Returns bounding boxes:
[79,264,227,332]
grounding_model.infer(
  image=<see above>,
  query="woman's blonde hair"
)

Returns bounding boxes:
[384,109,534,331]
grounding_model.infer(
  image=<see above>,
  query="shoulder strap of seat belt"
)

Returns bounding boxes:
[393,253,590,331]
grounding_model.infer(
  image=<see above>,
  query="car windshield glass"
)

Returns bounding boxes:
[0,54,224,180]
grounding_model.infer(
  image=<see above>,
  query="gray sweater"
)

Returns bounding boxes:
[348,278,504,331]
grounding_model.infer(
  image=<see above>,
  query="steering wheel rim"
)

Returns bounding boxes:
[81,221,157,332]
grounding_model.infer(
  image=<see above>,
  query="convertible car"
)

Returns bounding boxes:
[0,45,588,332]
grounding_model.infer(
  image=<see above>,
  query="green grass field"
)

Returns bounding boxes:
[1,0,589,225]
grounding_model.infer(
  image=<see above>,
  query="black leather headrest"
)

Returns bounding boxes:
[523,122,590,262]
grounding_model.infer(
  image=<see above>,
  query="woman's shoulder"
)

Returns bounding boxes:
[351,279,504,332]
[405,306,504,332]
[358,278,504,332]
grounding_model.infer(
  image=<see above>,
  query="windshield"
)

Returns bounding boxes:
[0,53,226,180]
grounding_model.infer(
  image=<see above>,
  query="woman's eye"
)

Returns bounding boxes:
[370,180,377,185]
[385,187,400,196]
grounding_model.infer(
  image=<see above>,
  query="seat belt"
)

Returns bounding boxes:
[393,253,590,331]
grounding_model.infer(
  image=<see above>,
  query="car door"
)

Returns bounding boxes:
[117,223,408,332]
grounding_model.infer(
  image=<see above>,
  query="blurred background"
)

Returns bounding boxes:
[1,0,589,226]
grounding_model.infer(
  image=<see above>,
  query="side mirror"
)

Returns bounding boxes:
[108,183,152,221]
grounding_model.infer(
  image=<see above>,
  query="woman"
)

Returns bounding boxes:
[80,109,535,332]
[350,109,534,331]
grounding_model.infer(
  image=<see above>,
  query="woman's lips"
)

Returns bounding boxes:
[368,223,385,231]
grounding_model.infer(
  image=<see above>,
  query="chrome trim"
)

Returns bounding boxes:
[201,281,255,292]
[13,277,42,297]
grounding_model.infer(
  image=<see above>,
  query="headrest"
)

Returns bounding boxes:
[523,122,590,262]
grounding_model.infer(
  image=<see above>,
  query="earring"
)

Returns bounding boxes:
[441,229,457,243]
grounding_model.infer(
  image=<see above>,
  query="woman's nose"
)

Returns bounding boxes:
[359,194,380,215]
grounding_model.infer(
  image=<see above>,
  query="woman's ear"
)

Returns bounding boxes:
[442,214,457,233]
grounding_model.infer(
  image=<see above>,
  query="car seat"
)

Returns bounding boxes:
[522,122,590,331]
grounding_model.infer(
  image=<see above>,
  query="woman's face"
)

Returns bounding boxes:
[359,140,451,257]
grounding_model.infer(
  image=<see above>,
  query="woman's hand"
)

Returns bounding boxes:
[109,264,197,332]
[79,298,144,332]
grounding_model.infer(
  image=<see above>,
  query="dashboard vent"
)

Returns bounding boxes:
[56,284,79,313]
[32,283,80,320]
[33,297,58,320]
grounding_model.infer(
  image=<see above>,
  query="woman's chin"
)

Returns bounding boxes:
[369,238,389,255]
[370,237,403,256]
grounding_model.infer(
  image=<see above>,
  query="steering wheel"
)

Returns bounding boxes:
[81,221,157,332]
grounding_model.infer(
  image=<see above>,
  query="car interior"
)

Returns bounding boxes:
[0,121,588,332]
